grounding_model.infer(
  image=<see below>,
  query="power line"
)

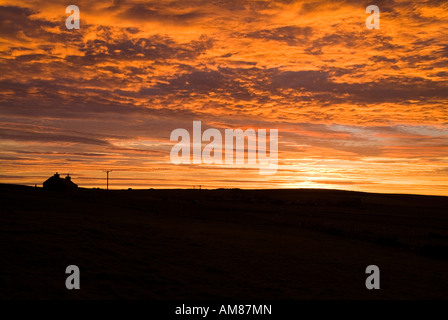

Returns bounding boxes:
[103,170,113,190]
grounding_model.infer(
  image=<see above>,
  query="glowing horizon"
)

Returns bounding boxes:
[1,0,447,196]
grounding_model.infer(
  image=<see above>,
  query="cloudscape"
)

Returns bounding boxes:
[1,0,447,195]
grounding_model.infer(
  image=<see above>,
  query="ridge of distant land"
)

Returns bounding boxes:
[1,182,448,299]
[1,182,447,199]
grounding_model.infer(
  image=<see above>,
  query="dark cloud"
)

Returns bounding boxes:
[0,6,82,44]
[244,26,313,45]
[369,56,397,64]
[0,128,111,146]
[270,70,448,103]
[117,3,206,23]
[272,70,329,89]
[65,33,214,65]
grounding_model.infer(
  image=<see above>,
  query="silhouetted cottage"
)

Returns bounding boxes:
[43,173,78,192]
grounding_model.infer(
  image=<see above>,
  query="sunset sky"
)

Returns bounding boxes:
[1,0,447,195]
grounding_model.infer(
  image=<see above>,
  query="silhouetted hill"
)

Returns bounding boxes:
[1,183,448,299]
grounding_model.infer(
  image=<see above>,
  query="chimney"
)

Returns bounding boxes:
[54,172,60,178]
[65,174,71,181]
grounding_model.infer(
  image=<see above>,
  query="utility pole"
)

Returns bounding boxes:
[103,170,112,190]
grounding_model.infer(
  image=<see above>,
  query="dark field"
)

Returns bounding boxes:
[1,184,448,299]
